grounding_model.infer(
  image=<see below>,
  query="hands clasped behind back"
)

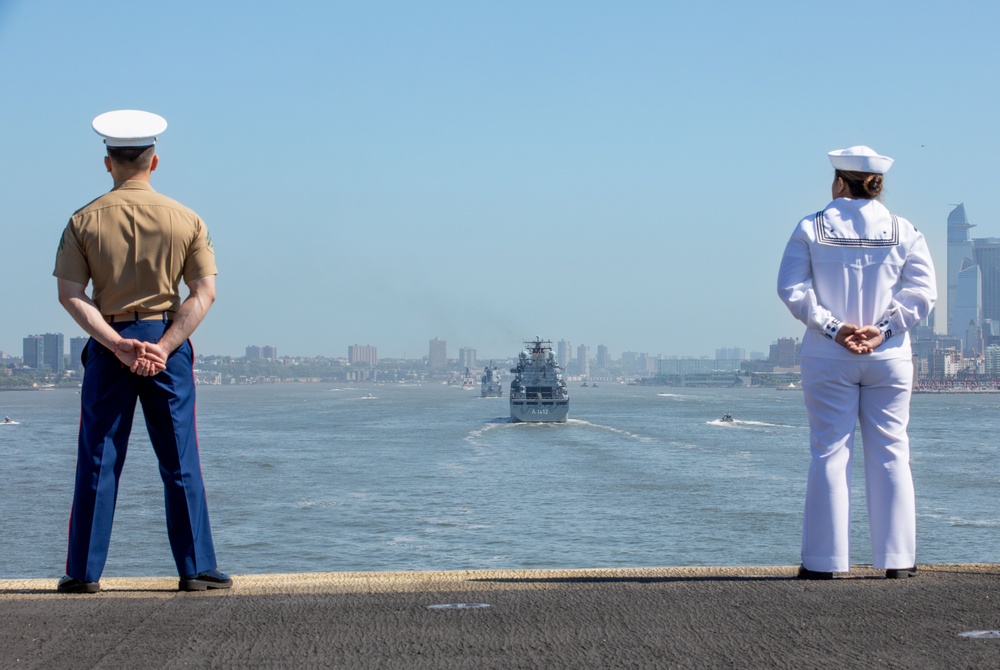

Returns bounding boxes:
[113,338,168,376]
[834,324,884,354]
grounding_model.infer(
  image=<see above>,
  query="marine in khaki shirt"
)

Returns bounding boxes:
[54,180,217,316]
[52,110,230,595]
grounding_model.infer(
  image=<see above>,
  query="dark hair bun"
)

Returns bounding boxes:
[863,174,884,198]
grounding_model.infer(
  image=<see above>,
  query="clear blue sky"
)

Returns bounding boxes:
[2,1,998,360]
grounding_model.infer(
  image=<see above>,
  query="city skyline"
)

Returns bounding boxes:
[2,3,999,360]
[0,193,971,359]
[13,192,990,361]
[4,329,779,366]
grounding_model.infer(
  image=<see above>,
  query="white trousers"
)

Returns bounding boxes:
[799,356,916,572]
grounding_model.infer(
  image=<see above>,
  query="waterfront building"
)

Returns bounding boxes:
[769,337,800,368]
[577,344,590,378]
[620,351,656,375]
[458,347,476,369]
[954,259,982,355]
[944,205,1000,352]
[637,353,655,374]
[984,320,1000,349]
[428,338,447,369]
[22,336,43,369]
[930,347,965,378]
[972,237,1000,324]
[715,347,745,360]
[23,333,64,373]
[348,344,377,366]
[70,336,88,371]
[246,345,278,360]
[43,333,64,373]
[557,340,572,371]
[986,345,1000,377]
[596,344,609,370]
[947,204,975,337]
[911,328,938,368]
[965,322,984,358]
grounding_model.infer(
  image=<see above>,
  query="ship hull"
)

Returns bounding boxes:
[510,400,569,423]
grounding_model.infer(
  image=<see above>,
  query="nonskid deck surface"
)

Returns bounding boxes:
[3,565,998,669]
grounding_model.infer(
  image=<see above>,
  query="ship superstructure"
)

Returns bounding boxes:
[509,338,569,423]
[461,368,476,391]
[481,363,503,397]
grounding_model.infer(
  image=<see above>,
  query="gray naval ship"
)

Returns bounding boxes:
[481,363,504,398]
[509,338,569,423]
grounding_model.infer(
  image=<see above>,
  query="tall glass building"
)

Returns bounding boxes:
[70,336,88,371]
[947,203,975,337]
[973,238,1000,324]
[954,259,981,354]
[22,333,64,372]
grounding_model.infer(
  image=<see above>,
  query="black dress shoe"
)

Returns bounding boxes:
[178,568,233,591]
[797,565,833,580]
[885,566,918,579]
[57,575,100,594]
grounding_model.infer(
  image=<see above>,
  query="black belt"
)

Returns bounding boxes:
[105,311,175,323]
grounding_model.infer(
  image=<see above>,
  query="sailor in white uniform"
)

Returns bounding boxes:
[777,146,936,579]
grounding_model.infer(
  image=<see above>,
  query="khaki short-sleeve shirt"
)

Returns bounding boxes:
[53,181,218,315]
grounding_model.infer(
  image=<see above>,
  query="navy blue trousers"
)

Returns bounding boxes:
[66,320,218,582]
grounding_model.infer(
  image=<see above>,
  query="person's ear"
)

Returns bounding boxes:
[832,176,849,198]
[104,155,112,173]
[150,154,159,172]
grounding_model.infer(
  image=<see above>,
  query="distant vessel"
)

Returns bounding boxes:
[721,412,733,422]
[481,363,503,398]
[461,368,476,391]
[509,338,569,423]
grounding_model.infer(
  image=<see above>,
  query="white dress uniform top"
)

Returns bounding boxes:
[777,146,936,574]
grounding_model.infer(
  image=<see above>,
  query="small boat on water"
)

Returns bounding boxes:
[721,412,733,423]
[461,368,476,391]
[2,416,17,425]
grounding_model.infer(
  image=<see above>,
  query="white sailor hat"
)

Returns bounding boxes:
[92,110,167,147]
[828,145,893,174]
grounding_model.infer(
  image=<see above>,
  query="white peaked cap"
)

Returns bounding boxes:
[92,110,167,147]
[828,145,893,174]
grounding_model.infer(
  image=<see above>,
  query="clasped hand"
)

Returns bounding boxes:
[834,324,883,354]
[112,339,169,376]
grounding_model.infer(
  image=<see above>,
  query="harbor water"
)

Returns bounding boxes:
[2,382,998,579]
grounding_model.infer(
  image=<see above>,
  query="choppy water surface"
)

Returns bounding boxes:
[1,383,997,578]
